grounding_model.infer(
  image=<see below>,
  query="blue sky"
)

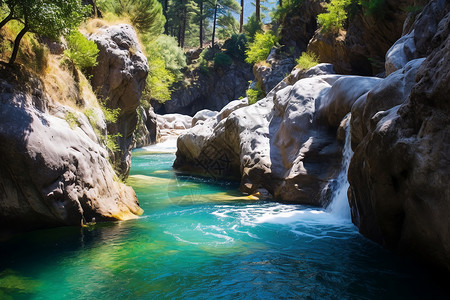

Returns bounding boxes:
[234,0,278,23]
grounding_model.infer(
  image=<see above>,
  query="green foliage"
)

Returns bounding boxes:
[65,112,80,129]
[141,34,185,103]
[197,47,216,75]
[98,0,165,36]
[296,51,319,70]
[223,33,248,61]
[213,52,232,68]
[106,133,122,152]
[64,30,99,69]
[101,105,121,124]
[245,31,277,64]
[243,13,262,42]
[246,82,265,105]
[317,0,351,32]
[143,34,186,74]
[217,12,239,40]
[271,0,304,23]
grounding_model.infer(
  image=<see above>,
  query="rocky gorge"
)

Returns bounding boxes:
[174,0,450,272]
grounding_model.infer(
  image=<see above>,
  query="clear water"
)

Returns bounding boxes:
[0,151,448,299]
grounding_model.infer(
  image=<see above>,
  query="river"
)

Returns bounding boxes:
[0,140,447,299]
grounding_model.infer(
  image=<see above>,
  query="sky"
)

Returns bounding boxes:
[234,0,278,23]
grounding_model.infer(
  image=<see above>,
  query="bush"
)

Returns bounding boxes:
[144,34,186,74]
[246,82,265,105]
[213,52,232,68]
[296,51,319,70]
[64,30,99,69]
[243,13,263,42]
[271,0,304,24]
[223,33,248,61]
[317,0,352,32]
[245,32,278,64]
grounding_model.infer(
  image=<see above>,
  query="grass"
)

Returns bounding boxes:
[296,51,319,70]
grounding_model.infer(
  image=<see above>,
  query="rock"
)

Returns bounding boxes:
[155,62,253,116]
[134,106,160,148]
[348,1,450,272]
[174,74,382,205]
[287,63,335,85]
[89,24,148,178]
[157,113,192,130]
[253,49,296,94]
[192,109,218,127]
[0,78,142,236]
[279,0,326,53]
[384,0,448,75]
[308,0,429,75]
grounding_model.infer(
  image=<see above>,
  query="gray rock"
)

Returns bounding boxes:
[0,80,142,236]
[89,24,148,178]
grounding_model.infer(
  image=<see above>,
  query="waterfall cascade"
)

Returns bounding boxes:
[327,114,353,219]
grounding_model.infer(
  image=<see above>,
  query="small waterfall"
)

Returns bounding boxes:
[327,114,353,219]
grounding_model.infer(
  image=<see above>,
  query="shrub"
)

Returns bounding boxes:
[271,0,304,24]
[64,30,99,69]
[144,55,176,102]
[246,82,265,105]
[317,0,352,32]
[144,34,186,74]
[245,32,278,64]
[296,51,319,70]
[213,52,232,68]
[243,13,263,42]
[223,33,248,61]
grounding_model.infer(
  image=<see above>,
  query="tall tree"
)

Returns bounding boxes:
[255,0,260,22]
[199,0,204,47]
[239,0,244,33]
[210,0,240,48]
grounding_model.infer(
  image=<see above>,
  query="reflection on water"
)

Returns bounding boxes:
[0,152,448,299]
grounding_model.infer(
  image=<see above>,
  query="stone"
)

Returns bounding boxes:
[192,109,218,127]
[89,24,148,178]
[0,79,142,237]
[348,1,450,272]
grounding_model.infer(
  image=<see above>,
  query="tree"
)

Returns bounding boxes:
[255,0,260,22]
[239,0,244,33]
[106,0,165,36]
[1,0,89,65]
[210,0,240,48]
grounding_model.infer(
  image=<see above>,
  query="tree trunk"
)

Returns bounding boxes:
[212,2,218,48]
[256,0,260,22]
[280,0,282,8]
[163,0,169,34]
[8,25,29,66]
[199,0,203,48]
[239,0,244,33]
[179,1,187,48]
[0,11,13,30]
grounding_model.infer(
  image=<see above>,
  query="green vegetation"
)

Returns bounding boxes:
[271,0,304,24]
[245,31,278,64]
[65,111,81,129]
[223,33,248,61]
[296,51,319,70]
[97,0,165,35]
[64,30,99,69]
[213,52,232,68]
[246,81,265,104]
[243,13,263,42]
[0,0,89,65]
[317,0,351,32]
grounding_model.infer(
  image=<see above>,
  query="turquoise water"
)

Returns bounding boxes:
[0,151,448,299]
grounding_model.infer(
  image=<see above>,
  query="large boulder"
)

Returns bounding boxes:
[89,24,148,178]
[0,76,142,238]
[348,0,450,272]
[174,74,381,205]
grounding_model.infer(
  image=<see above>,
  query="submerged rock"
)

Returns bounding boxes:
[0,77,142,237]
[89,24,148,178]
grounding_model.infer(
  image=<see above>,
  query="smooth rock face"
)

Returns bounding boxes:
[134,106,160,148]
[348,1,450,272]
[89,24,148,178]
[174,74,381,205]
[0,80,142,236]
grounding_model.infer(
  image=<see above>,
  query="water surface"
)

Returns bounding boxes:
[0,150,448,299]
